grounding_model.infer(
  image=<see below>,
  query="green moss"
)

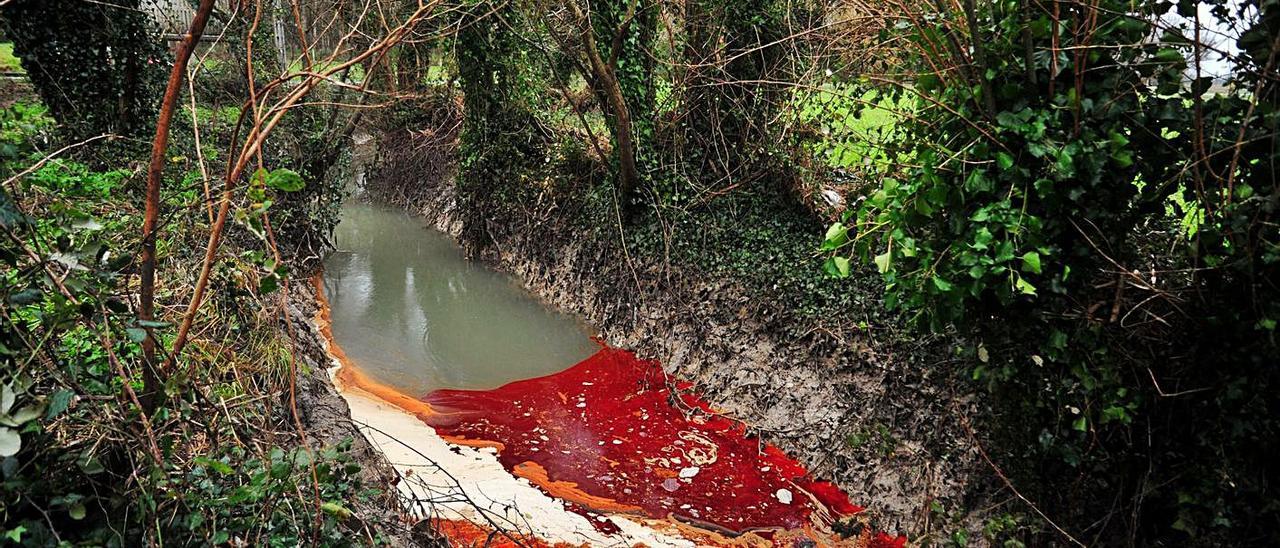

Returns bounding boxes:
[0,42,22,73]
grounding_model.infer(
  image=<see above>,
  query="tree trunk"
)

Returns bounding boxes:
[572,0,640,201]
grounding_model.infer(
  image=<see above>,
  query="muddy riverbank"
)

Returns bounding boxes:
[282,276,434,546]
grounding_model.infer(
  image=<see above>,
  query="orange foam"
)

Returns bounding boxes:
[439,434,507,452]
[430,518,558,548]
[512,461,645,515]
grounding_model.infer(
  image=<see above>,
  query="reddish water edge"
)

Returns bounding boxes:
[423,345,906,546]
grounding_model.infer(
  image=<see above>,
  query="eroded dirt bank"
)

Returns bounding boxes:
[282,277,437,546]
[360,129,991,538]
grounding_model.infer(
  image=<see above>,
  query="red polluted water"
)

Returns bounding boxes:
[423,345,905,545]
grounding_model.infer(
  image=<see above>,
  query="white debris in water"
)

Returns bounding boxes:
[678,466,700,479]
[661,478,681,492]
[775,488,793,505]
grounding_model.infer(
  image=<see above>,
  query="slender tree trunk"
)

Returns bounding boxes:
[961,0,997,115]
[139,0,218,411]
[571,0,639,200]
[274,0,291,69]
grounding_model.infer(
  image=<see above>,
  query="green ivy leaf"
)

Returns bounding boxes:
[195,457,235,475]
[0,427,20,457]
[1111,149,1134,168]
[821,222,849,250]
[321,501,352,519]
[1021,251,1042,274]
[0,404,42,427]
[874,251,892,273]
[996,152,1015,170]
[259,273,280,295]
[266,168,305,192]
[77,450,105,475]
[824,256,851,278]
[833,256,851,277]
[1015,276,1037,296]
[45,390,73,419]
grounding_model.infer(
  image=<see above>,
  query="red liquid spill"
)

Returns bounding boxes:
[424,346,887,539]
[316,273,905,546]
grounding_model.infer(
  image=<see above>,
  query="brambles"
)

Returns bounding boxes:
[0,107,378,544]
[0,1,432,543]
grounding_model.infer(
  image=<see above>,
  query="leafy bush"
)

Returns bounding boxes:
[167,443,375,547]
[841,1,1187,328]
[822,0,1280,542]
[1,102,384,546]
[1,0,167,140]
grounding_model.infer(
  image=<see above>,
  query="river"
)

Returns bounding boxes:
[318,202,904,547]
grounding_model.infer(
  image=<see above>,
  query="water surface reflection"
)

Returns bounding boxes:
[322,202,598,396]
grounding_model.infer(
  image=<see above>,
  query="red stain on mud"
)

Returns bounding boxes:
[423,345,899,544]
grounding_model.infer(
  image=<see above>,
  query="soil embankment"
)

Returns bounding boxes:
[284,277,438,546]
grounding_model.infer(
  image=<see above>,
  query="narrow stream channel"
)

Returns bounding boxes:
[322,202,599,395]
[320,202,905,547]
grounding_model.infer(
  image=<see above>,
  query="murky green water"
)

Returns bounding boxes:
[322,202,598,396]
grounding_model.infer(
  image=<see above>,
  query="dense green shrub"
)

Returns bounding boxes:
[822,0,1280,542]
[841,1,1187,328]
[0,101,381,546]
[1,0,167,140]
